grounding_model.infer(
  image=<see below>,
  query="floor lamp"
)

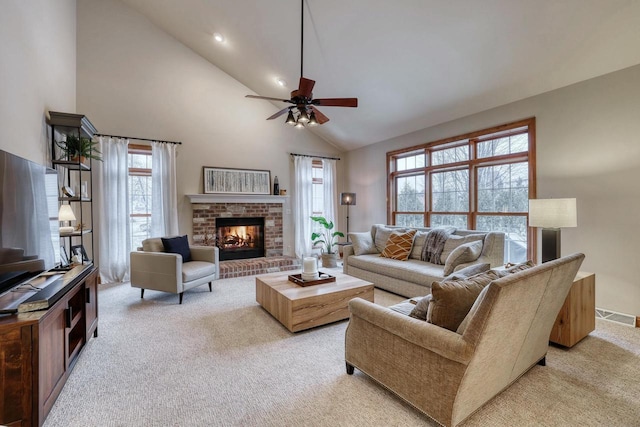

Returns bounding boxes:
[528,198,577,263]
[340,192,356,242]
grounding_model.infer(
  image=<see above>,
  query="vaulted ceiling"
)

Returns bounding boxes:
[119,0,640,151]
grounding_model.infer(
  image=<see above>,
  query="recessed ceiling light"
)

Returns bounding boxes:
[276,78,287,87]
[213,32,225,43]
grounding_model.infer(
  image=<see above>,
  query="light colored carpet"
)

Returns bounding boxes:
[43,275,640,427]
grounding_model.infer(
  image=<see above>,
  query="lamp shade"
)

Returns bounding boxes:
[58,204,77,222]
[340,192,356,206]
[528,198,577,228]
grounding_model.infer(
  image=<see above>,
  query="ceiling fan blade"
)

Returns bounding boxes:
[310,106,330,124]
[313,98,358,107]
[298,77,315,98]
[266,107,291,120]
[245,95,293,103]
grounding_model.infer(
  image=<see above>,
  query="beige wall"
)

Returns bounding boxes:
[346,64,640,316]
[0,0,77,163]
[76,0,342,256]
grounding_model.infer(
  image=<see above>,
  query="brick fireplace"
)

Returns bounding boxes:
[188,194,299,278]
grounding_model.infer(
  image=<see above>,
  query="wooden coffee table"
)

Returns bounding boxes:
[255,271,374,332]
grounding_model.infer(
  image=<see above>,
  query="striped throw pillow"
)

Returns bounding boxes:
[380,229,417,261]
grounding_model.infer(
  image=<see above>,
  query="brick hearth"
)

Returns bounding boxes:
[218,256,300,279]
[190,195,295,278]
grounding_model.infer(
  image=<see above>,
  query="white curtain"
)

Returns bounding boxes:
[97,137,130,283]
[322,158,337,226]
[151,142,179,237]
[293,156,314,259]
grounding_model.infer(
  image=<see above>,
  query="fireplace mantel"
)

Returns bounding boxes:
[186,194,288,204]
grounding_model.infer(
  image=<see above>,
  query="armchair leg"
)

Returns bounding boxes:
[179,292,184,304]
[209,282,212,292]
[346,362,355,375]
[141,289,145,299]
[537,356,546,366]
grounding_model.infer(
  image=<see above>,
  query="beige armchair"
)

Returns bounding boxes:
[345,253,584,427]
[130,237,219,304]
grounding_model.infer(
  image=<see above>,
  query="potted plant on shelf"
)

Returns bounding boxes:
[56,135,103,163]
[310,216,344,268]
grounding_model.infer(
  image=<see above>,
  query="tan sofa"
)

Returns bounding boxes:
[130,237,219,304]
[345,253,584,427]
[343,225,505,297]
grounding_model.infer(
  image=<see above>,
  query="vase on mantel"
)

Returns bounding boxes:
[273,176,279,195]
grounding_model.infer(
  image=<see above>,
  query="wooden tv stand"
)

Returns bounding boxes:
[0,265,98,427]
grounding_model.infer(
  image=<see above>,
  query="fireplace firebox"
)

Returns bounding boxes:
[215,217,265,261]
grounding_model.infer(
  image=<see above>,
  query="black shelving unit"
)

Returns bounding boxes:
[47,111,97,266]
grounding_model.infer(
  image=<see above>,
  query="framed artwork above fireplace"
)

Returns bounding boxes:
[203,166,271,195]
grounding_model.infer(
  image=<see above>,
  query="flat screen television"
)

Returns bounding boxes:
[0,149,59,295]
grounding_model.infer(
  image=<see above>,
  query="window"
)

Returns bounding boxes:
[312,160,325,217]
[129,144,152,251]
[387,118,536,262]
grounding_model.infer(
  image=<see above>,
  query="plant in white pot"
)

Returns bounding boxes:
[310,216,345,268]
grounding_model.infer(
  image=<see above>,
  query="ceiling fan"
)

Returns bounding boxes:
[245,0,358,127]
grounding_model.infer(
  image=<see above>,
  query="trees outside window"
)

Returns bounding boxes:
[388,118,536,263]
[128,144,152,251]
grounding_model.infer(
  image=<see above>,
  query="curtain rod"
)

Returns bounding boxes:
[289,152,341,160]
[95,133,182,145]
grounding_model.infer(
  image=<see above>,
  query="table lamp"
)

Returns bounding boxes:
[528,198,577,263]
[340,192,356,241]
[58,204,77,234]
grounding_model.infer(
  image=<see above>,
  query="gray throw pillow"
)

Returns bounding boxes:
[444,262,490,281]
[349,232,378,255]
[409,294,432,320]
[439,234,485,264]
[443,240,483,275]
[373,226,405,253]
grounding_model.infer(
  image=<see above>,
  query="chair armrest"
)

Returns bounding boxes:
[130,251,182,292]
[189,246,220,279]
[348,298,474,364]
[343,244,354,273]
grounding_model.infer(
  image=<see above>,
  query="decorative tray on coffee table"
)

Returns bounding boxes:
[288,272,336,287]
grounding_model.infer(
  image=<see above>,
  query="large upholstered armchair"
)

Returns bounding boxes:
[345,253,584,427]
[130,236,219,304]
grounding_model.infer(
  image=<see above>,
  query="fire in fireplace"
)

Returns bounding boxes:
[216,217,265,261]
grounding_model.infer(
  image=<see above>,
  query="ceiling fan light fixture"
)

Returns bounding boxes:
[276,78,287,87]
[308,111,318,126]
[285,109,296,125]
[213,32,225,43]
[295,122,305,129]
[298,108,310,123]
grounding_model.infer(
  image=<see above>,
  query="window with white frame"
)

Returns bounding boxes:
[387,118,536,263]
[128,144,152,251]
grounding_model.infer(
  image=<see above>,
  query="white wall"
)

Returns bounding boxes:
[0,0,77,163]
[346,64,640,316]
[76,0,342,256]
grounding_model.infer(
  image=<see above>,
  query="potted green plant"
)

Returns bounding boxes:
[56,135,102,163]
[310,216,345,268]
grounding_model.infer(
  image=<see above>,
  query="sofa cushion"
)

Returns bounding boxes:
[380,229,417,260]
[373,225,405,254]
[409,231,429,260]
[440,234,485,264]
[349,232,378,255]
[162,235,192,262]
[409,294,432,320]
[428,270,500,331]
[142,237,165,252]
[348,254,445,286]
[182,260,216,282]
[443,240,483,275]
[388,300,417,316]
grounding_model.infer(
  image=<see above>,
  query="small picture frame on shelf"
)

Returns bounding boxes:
[70,244,89,263]
[60,246,70,266]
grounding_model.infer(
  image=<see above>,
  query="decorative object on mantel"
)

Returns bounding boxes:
[203,166,271,195]
[310,216,344,268]
[528,198,577,263]
[279,189,287,196]
[273,176,279,195]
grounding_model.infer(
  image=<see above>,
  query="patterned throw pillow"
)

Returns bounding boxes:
[428,270,500,331]
[442,240,483,275]
[380,229,417,261]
